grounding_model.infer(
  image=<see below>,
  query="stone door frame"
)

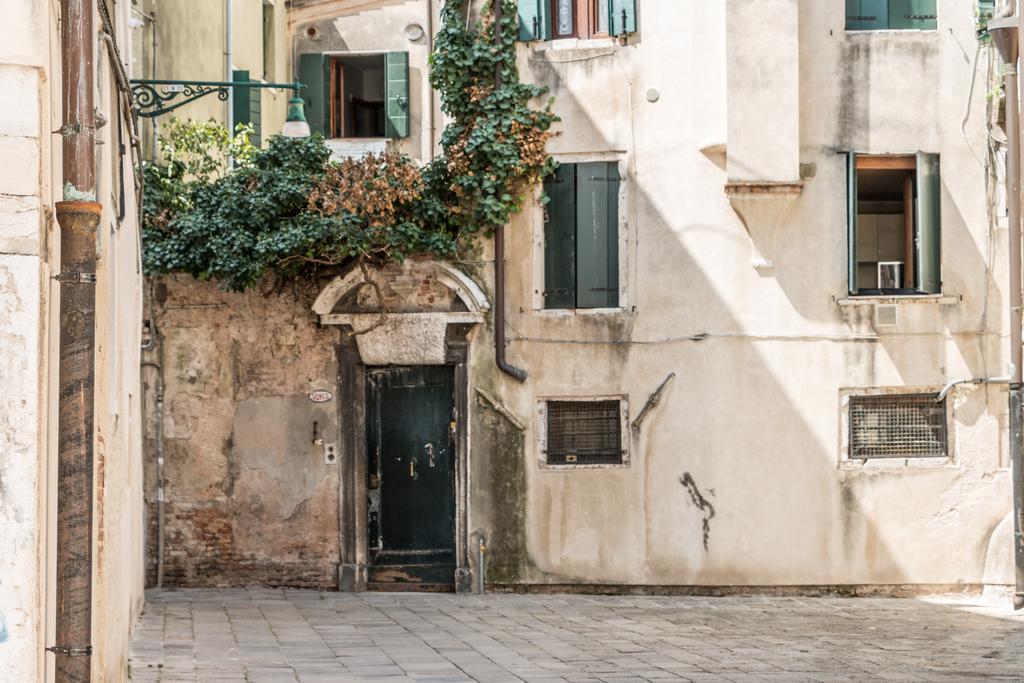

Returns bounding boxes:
[314,261,488,593]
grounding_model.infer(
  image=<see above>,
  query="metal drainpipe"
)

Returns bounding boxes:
[51,0,100,677]
[492,0,527,382]
[426,0,436,157]
[225,0,233,152]
[992,15,1024,610]
[141,362,165,588]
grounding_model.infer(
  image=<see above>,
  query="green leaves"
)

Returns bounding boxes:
[142,0,554,292]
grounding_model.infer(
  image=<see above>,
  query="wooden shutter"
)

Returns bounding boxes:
[231,70,260,147]
[385,52,410,139]
[298,53,329,136]
[915,152,941,294]
[517,0,551,41]
[846,0,888,30]
[888,0,937,30]
[544,163,576,309]
[608,0,637,36]
[847,152,859,295]
[576,162,619,309]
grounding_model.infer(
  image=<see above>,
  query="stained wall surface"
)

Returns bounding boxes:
[0,1,145,681]
[144,275,341,588]
[148,0,1015,594]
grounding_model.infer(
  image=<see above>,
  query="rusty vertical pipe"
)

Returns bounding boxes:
[51,0,100,678]
[492,0,527,382]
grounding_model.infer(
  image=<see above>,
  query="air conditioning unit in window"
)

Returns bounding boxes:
[878,261,903,290]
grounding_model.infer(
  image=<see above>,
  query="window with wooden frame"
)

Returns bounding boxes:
[846,0,937,31]
[543,161,620,309]
[297,52,409,139]
[847,153,941,296]
[518,0,636,41]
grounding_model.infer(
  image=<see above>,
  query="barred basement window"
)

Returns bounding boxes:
[849,394,947,459]
[546,400,623,465]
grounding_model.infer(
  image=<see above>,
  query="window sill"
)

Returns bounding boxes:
[844,29,939,34]
[538,461,630,471]
[835,294,959,306]
[536,307,630,317]
[840,456,957,471]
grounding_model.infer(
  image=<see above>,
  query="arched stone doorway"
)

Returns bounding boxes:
[313,259,488,592]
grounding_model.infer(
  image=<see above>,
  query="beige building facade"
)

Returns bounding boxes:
[146,0,1018,596]
[0,0,145,681]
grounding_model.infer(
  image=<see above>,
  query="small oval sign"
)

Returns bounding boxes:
[308,390,333,403]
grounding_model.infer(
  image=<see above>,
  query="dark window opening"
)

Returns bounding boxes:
[849,393,948,459]
[329,54,387,139]
[848,153,941,296]
[546,400,623,465]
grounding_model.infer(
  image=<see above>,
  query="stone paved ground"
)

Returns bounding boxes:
[128,588,1024,682]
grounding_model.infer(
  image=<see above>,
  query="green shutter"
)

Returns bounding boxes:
[915,152,941,294]
[888,0,937,30]
[576,162,619,309]
[385,51,410,139]
[517,0,551,41]
[608,0,637,36]
[232,69,260,146]
[544,164,576,310]
[298,53,329,137]
[846,0,888,30]
[848,152,859,295]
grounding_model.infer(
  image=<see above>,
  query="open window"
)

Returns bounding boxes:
[846,0,937,31]
[518,0,636,41]
[847,153,941,296]
[298,52,409,139]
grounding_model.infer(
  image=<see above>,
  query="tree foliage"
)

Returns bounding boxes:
[142,0,556,291]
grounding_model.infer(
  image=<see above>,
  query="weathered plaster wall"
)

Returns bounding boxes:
[153,0,1013,594]
[483,0,1013,588]
[290,0,435,161]
[0,1,145,681]
[144,275,342,587]
[0,2,48,679]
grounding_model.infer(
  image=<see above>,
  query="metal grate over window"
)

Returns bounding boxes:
[546,400,622,465]
[849,394,948,459]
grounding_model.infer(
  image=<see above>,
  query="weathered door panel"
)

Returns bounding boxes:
[366,366,455,588]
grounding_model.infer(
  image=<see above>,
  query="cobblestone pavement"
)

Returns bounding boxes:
[128,588,1024,682]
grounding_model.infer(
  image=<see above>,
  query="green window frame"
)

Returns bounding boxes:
[847,152,941,296]
[543,161,620,309]
[845,0,936,31]
[297,52,409,139]
[518,0,636,41]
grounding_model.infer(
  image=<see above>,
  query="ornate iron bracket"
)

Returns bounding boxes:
[129,79,304,118]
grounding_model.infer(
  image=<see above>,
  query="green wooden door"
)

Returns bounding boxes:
[366,366,455,587]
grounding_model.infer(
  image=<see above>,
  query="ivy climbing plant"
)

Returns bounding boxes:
[142,0,557,292]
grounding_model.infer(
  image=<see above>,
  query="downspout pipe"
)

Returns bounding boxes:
[226,0,234,165]
[493,0,527,382]
[990,16,1024,611]
[51,0,100,677]
[141,362,165,588]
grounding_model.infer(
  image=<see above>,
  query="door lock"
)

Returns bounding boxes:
[425,442,436,468]
[409,456,419,480]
